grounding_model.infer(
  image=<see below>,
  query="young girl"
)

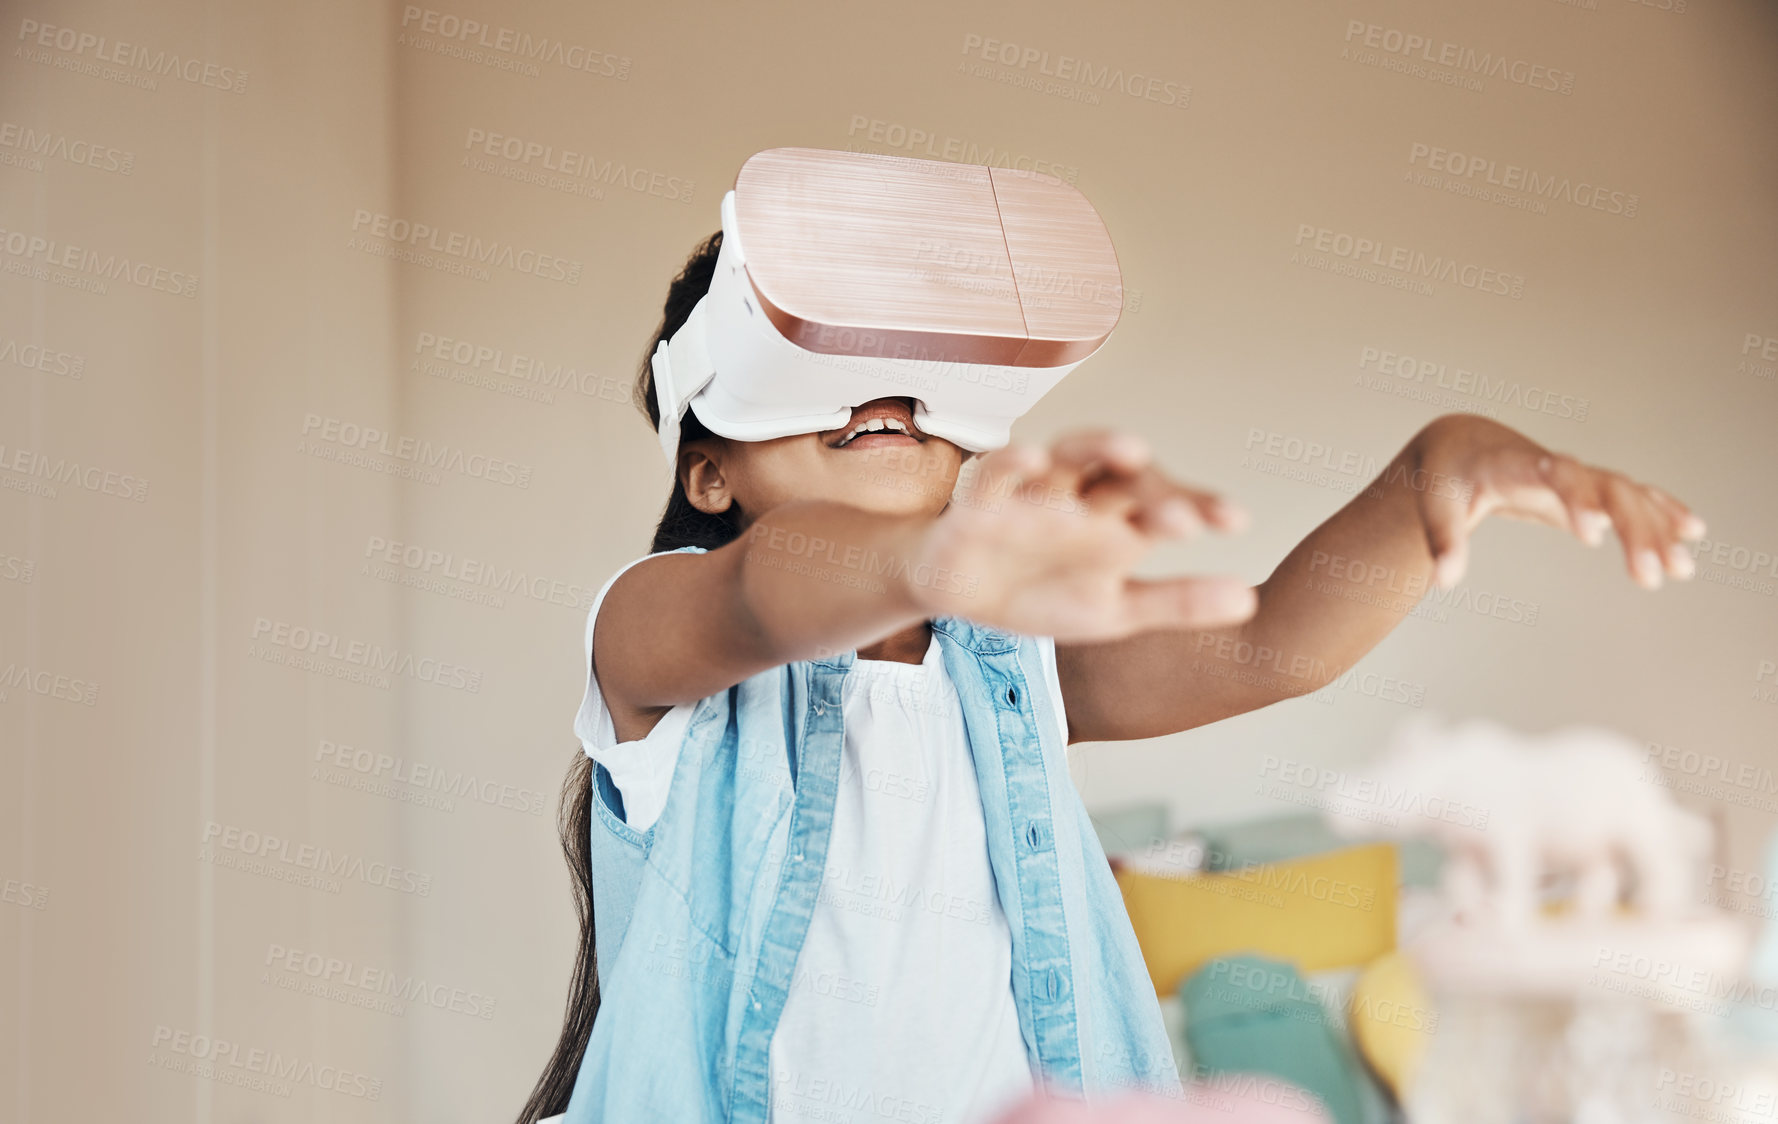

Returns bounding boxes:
[516,231,1705,1124]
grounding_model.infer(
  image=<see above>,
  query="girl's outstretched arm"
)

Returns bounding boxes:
[1055,413,1707,742]
[595,431,1259,738]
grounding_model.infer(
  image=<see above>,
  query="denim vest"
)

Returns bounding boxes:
[564,544,1181,1123]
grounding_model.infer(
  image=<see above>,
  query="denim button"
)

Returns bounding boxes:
[814,701,826,716]
[1045,968,1060,1000]
[1026,822,1042,849]
[1006,686,1018,706]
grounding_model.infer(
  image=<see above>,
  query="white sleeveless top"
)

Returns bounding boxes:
[575,551,1074,1124]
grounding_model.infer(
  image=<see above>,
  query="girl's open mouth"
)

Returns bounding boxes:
[824,397,926,450]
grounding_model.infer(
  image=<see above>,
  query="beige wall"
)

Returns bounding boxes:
[2,0,1774,1119]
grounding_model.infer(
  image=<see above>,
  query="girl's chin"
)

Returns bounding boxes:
[837,490,954,517]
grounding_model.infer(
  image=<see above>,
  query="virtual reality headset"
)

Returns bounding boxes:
[651,146,1124,469]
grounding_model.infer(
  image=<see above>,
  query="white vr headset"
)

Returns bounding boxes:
[651,147,1125,469]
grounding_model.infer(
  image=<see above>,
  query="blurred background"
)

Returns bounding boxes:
[1,0,1775,1120]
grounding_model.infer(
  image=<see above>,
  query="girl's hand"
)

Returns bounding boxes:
[910,430,1258,642]
[1411,414,1707,591]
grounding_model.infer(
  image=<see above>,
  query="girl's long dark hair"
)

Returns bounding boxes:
[513,230,745,1123]
[638,230,749,553]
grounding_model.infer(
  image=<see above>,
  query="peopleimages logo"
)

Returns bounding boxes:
[0,225,197,297]
[843,115,1081,184]
[959,33,1191,108]
[1259,754,1491,830]
[0,441,149,501]
[1588,945,1778,1015]
[0,333,86,378]
[0,662,98,706]
[411,330,625,400]
[1357,345,1589,421]
[314,737,549,816]
[3,876,49,910]
[398,6,630,79]
[1407,142,1638,218]
[1342,20,1575,95]
[1690,538,1778,592]
[264,942,498,1020]
[250,617,484,693]
[348,210,581,284]
[148,1025,381,1100]
[1653,1069,1772,1120]
[360,537,597,615]
[1293,225,1525,298]
[15,19,250,93]
[461,128,693,203]
[201,821,433,897]
[0,121,134,174]
[300,414,532,489]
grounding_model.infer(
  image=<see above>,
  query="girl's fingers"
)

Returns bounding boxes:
[1141,480,1250,536]
[1538,454,1610,547]
[1045,429,1151,496]
[1201,492,1251,532]
[1542,456,1698,584]
[1076,464,1251,539]
[1138,483,1250,539]
[1149,490,1208,538]
[1120,574,1259,631]
[963,442,1049,506]
[1044,428,1252,540]
[1083,467,1187,533]
[1645,483,1707,541]
[1636,483,1698,580]
[1599,474,1673,589]
[1048,428,1151,474]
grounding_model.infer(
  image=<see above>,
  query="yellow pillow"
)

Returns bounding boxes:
[1348,949,1436,1099]
[1115,842,1398,996]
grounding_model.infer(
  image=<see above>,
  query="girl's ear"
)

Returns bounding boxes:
[680,441,735,515]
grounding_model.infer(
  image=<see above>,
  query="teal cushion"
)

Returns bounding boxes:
[1088,801,1170,858]
[1180,954,1393,1124]
[1197,811,1444,888]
